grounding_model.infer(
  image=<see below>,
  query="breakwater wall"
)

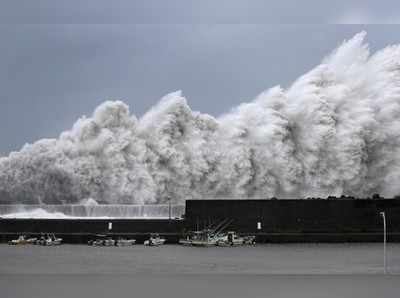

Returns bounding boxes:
[184,199,400,242]
[0,218,184,244]
[1,199,400,243]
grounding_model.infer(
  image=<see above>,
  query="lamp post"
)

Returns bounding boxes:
[168,197,171,221]
[379,211,387,274]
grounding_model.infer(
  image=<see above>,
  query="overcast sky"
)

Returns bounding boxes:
[1,2,400,155]
[2,0,400,24]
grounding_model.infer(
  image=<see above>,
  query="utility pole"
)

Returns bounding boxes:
[379,211,387,274]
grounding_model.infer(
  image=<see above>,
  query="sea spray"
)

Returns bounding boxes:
[1,32,400,204]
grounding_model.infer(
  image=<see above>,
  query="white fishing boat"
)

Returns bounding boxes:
[144,233,166,246]
[37,234,62,246]
[216,231,245,246]
[46,234,62,246]
[89,239,105,246]
[243,235,256,245]
[8,235,37,245]
[179,218,236,247]
[179,230,217,247]
[103,238,115,246]
[178,236,193,246]
[115,238,136,246]
[88,235,107,246]
[34,235,45,245]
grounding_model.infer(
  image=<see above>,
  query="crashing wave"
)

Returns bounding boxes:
[1,208,71,219]
[1,32,400,204]
[0,204,185,218]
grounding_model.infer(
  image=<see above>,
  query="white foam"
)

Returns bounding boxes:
[0,204,185,219]
[1,32,400,203]
[2,208,71,219]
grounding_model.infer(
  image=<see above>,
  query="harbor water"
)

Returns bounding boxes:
[1,243,400,297]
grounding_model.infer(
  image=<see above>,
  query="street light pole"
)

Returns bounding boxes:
[379,211,387,274]
[168,197,171,221]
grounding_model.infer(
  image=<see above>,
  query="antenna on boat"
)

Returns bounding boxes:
[212,219,234,240]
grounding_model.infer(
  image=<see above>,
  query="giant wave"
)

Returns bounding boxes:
[1,32,400,204]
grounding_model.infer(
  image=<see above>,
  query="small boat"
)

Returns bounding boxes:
[34,235,46,245]
[178,236,193,246]
[115,238,136,246]
[37,234,62,246]
[102,238,115,246]
[216,231,245,246]
[88,235,108,246]
[88,239,106,246]
[179,230,217,247]
[46,234,62,246]
[243,235,256,245]
[8,235,36,245]
[144,233,166,246]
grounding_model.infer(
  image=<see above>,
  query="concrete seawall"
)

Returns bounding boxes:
[1,199,400,243]
[0,218,184,243]
[185,199,400,242]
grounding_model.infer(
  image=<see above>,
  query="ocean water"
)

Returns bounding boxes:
[1,243,400,297]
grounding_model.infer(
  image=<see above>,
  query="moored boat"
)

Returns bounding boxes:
[103,238,115,246]
[36,234,62,246]
[179,230,217,247]
[242,235,256,245]
[216,231,245,246]
[8,235,36,245]
[144,233,166,246]
[115,238,136,246]
[88,239,105,246]
[179,218,236,247]
[88,235,107,246]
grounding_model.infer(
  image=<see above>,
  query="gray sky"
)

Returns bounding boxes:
[1,0,400,24]
[1,2,400,154]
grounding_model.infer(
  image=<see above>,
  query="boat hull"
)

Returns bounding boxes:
[178,239,192,246]
[216,240,245,246]
[144,239,166,246]
[189,240,216,247]
[8,241,29,245]
[116,240,136,246]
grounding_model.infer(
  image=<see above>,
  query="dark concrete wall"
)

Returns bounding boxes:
[2,199,400,243]
[0,218,184,243]
[184,199,400,242]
